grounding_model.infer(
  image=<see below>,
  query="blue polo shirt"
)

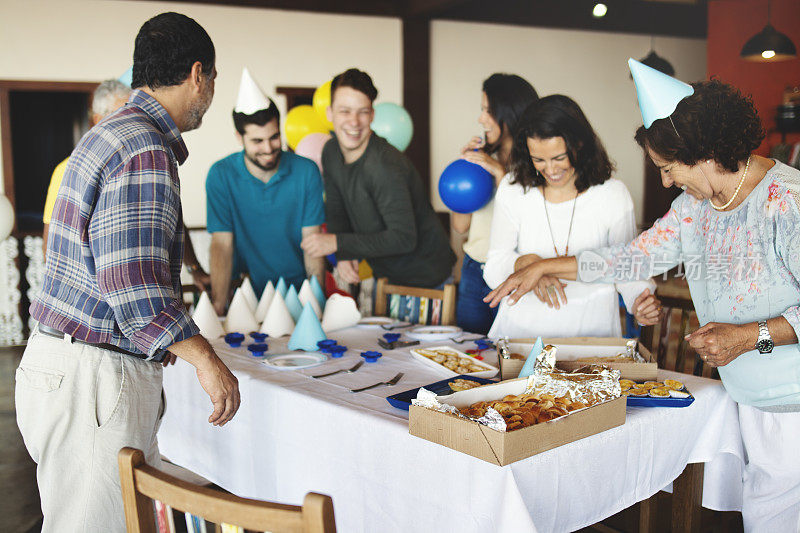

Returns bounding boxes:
[206,151,325,294]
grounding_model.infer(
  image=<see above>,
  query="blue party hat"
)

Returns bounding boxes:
[288,302,327,351]
[628,58,694,128]
[284,285,303,321]
[275,277,287,298]
[119,67,133,88]
[310,276,326,311]
[518,337,544,378]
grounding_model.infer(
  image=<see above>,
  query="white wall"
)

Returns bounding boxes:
[430,20,706,223]
[0,0,402,225]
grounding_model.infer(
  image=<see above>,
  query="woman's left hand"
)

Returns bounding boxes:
[685,322,757,367]
[632,289,662,326]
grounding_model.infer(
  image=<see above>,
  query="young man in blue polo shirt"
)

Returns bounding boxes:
[207,69,325,315]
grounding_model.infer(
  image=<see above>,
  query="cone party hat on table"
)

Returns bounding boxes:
[240,276,258,312]
[310,275,326,310]
[298,280,322,318]
[628,57,694,128]
[288,302,327,351]
[255,281,275,322]
[234,67,273,115]
[518,337,544,378]
[225,288,259,333]
[260,291,295,337]
[275,277,288,298]
[192,292,225,339]
[284,285,303,322]
[321,293,361,332]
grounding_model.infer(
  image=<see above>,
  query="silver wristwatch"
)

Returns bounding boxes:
[755,320,774,354]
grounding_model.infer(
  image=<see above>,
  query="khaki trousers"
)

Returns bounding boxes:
[15,329,164,533]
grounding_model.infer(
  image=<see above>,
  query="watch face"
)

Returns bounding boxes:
[756,339,774,354]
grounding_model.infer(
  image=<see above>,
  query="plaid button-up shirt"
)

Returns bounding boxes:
[31,89,199,360]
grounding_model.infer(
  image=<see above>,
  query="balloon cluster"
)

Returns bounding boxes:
[286,79,415,172]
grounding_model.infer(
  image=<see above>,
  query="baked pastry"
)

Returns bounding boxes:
[649,387,670,397]
[663,379,685,391]
[416,348,486,373]
[458,391,593,431]
[449,379,482,392]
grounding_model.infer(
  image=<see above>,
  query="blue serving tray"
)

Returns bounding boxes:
[387,375,496,411]
[626,388,694,408]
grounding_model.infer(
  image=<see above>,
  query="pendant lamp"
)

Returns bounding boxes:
[740,0,797,62]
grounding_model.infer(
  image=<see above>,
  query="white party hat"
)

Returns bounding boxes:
[234,67,271,115]
[628,58,694,129]
[255,280,275,322]
[288,302,327,351]
[224,288,259,333]
[260,291,295,337]
[284,285,303,322]
[240,277,258,312]
[192,292,225,339]
[298,280,322,318]
[321,293,361,332]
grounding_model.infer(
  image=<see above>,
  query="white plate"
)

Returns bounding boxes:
[406,325,462,341]
[356,317,395,329]
[409,345,497,379]
[262,352,327,369]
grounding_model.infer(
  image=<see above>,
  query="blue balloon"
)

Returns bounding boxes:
[438,159,494,213]
[371,102,413,151]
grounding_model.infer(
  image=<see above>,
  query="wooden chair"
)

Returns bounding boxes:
[373,277,456,326]
[118,448,336,533]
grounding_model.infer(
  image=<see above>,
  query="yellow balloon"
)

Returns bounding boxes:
[285,105,329,151]
[312,80,334,130]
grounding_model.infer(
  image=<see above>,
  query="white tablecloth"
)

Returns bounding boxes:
[158,328,746,533]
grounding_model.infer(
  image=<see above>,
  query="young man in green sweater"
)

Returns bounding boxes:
[301,68,455,289]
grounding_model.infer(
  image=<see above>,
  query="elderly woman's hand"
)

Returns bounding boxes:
[534,275,568,309]
[484,262,544,307]
[685,322,757,367]
[632,289,662,326]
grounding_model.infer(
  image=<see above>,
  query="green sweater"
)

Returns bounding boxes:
[322,134,455,288]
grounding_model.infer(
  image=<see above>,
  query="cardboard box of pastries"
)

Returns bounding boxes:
[408,377,626,466]
[498,337,657,381]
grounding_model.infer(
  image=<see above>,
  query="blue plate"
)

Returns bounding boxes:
[386,375,496,411]
[626,386,694,408]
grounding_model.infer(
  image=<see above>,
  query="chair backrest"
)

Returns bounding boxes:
[118,448,336,533]
[639,295,719,379]
[373,277,456,326]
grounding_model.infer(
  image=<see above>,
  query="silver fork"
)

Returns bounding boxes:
[311,360,364,379]
[349,372,404,393]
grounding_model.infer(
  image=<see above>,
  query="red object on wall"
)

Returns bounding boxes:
[708,0,800,155]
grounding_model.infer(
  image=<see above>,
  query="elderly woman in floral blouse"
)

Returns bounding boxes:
[486,78,800,531]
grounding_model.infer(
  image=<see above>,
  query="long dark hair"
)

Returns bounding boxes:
[482,74,538,155]
[510,94,614,192]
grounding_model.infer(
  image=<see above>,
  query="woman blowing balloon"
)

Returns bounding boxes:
[451,74,539,334]
[486,65,800,529]
[483,94,659,338]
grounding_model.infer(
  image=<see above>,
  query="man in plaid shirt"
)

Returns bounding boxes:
[16,12,239,532]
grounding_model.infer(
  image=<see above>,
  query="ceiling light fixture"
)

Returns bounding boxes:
[740,0,797,62]
[592,3,607,18]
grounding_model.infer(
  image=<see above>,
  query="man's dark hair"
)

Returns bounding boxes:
[132,12,215,90]
[232,100,280,135]
[330,68,378,103]
[634,79,765,173]
[510,94,614,192]
[482,73,539,155]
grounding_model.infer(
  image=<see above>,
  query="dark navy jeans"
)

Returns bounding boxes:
[456,253,497,335]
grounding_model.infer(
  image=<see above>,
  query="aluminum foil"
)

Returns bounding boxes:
[524,363,622,405]
[497,337,511,359]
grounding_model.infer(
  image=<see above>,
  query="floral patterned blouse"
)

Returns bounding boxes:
[578,160,800,410]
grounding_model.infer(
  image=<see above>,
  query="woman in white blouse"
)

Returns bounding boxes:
[484,94,660,338]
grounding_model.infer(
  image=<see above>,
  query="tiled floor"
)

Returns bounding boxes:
[0,345,42,532]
